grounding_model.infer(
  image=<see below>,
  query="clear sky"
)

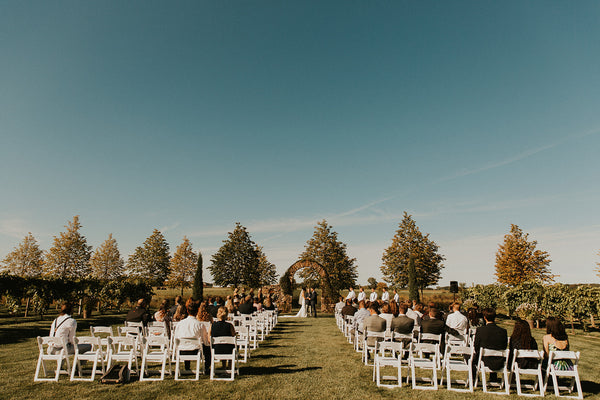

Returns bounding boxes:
[1,1,599,285]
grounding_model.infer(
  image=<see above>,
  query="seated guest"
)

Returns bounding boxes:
[509,319,539,370]
[154,299,172,335]
[421,307,446,348]
[253,297,263,312]
[334,296,345,314]
[170,295,183,317]
[341,299,357,317]
[390,302,415,347]
[407,302,423,328]
[468,307,484,328]
[210,307,236,369]
[473,308,508,380]
[126,299,151,326]
[49,302,92,355]
[543,317,572,371]
[354,301,370,329]
[196,302,213,375]
[263,298,276,311]
[207,297,218,317]
[363,302,386,358]
[174,301,206,370]
[379,303,394,330]
[446,302,469,336]
[237,296,255,315]
[389,301,399,317]
[173,304,188,322]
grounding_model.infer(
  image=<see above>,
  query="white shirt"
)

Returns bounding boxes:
[357,291,366,302]
[335,301,345,314]
[381,291,389,302]
[445,310,469,336]
[346,290,356,300]
[393,293,399,303]
[369,291,378,302]
[174,316,207,349]
[406,308,422,327]
[50,314,76,348]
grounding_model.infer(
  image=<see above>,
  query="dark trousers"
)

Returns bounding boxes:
[203,345,211,374]
[311,303,317,317]
[180,349,199,370]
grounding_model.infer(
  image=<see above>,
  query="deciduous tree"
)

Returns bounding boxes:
[44,216,92,279]
[255,246,278,286]
[1,233,44,277]
[380,212,445,293]
[90,233,124,280]
[367,277,378,290]
[494,224,552,286]
[209,223,260,288]
[127,229,171,285]
[298,220,358,292]
[166,237,197,295]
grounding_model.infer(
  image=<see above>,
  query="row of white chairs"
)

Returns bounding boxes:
[335,311,582,398]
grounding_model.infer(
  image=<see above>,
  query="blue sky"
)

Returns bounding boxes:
[1,1,599,285]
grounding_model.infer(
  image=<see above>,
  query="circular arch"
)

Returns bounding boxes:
[283,259,336,312]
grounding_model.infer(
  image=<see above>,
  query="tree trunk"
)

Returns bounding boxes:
[570,315,575,334]
[590,314,597,328]
[24,297,30,318]
[78,298,83,316]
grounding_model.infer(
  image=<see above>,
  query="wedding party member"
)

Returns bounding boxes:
[543,317,573,370]
[357,287,366,302]
[369,288,378,302]
[309,287,318,317]
[446,302,469,336]
[126,299,152,326]
[381,287,390,303]
[509,319,539,370]
[346,287,356,301]
[49,302,91,355]
[393,288,400,303]
[473,308,508,379]
[295,288,308,318]
[210,307,236,369]
[174,301,205,370]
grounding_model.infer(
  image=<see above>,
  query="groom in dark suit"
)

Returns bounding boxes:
[309,287,318,317]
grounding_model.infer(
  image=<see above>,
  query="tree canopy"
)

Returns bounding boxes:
[298,220,357,292]
[1,233,44,278]
[90,233,124,280]
[494,224,553,286]
[166,236,197,295]
[380,212,445,292]
[44,216,92,279]
[127,229,171,285]
[255,245,279,286]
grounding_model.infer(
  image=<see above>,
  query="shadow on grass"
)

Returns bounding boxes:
[582,380,600,395]
[241,364,322,376]
[249,354,285,359]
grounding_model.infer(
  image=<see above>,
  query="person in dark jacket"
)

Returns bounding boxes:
[237,296,255,315]
[473,308,508,380]
[126,298,152,326]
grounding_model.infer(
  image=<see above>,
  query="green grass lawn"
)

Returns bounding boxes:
[1,309,599,399]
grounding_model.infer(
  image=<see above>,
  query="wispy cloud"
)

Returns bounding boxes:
[0,218,29,239]
[159,222,181,232]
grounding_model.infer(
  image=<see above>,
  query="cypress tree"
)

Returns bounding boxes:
[408,255,420,303]
[192,251,204,301]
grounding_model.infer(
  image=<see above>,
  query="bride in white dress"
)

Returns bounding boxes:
[294,288,307,317]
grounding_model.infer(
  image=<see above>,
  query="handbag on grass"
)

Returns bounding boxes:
[100,365,130,384]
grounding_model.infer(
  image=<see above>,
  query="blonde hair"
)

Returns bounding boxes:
[216,306,228,321]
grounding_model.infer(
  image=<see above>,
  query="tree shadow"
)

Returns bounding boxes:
[249,354,285,359]
[581,380,600,395]
[241,364,322,376]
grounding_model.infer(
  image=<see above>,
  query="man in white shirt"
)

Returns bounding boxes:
[49,302,91,354]
[381,287,390,303]
[393,288,400,303]
[369,288,378,302]
[346,287,356,301]
[174,301,207,370]
[357,287,366,302]
[334,296,345,314]
[445,302,469,336]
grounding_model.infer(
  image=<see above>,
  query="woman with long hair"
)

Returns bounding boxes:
[196,301,213,375]
[294,287,307,317]
[509,319,538,369]
[543,317,572,370]
[172,304,188,322]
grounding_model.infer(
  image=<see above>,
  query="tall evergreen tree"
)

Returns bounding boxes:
[127,229,171,285]
[495,224,552,286]
[381,212,445,292]
[192,251,204,301]
[1,232,44,277]
[299,220,358,292]
[209,223,260,288]
[44,216,92,279]
[166,237,197,295]
[407,255,420,302]
[255,245,279,286]
[90,233,124,280]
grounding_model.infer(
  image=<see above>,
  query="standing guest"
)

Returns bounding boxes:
[543,317,573,370]
[196,302,213,375]
[172,304,188,322]
[369,288,378,302]
[357,287,366,302]
[473,308,508,380]
[346,287,356,301]
[341,299,357,317]
[210,307,236,370]
[509,319,539,370]
[393,288,400,304]
[170,295,184,317]
[49,302,91,355]
[379,303,394,330]
[381,287,390,303]
[126,299,151,326]
[446,302,469,336]
[174,301,205,371]
[390,303,415,347]
[334,296,345,314]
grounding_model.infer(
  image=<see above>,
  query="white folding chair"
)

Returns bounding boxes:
[210,337,238,381]
[440,344,474,392]
[475,348,510,395]
[235,325,250,362]
[446,332,468,346]
[90,326,113,362]
[543,351,583,399]
[125,321,145,336]
[363,331,386,366]
[70,336,105,381]
[147,326,167,337]
[34,336,71,382]
[106,336,138,374]
[410,342,440,390]
[173,337,203,380]
[139,335,171,381]
[245,320,258,350]
[374,341,406,388]
[509,349,544,397]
